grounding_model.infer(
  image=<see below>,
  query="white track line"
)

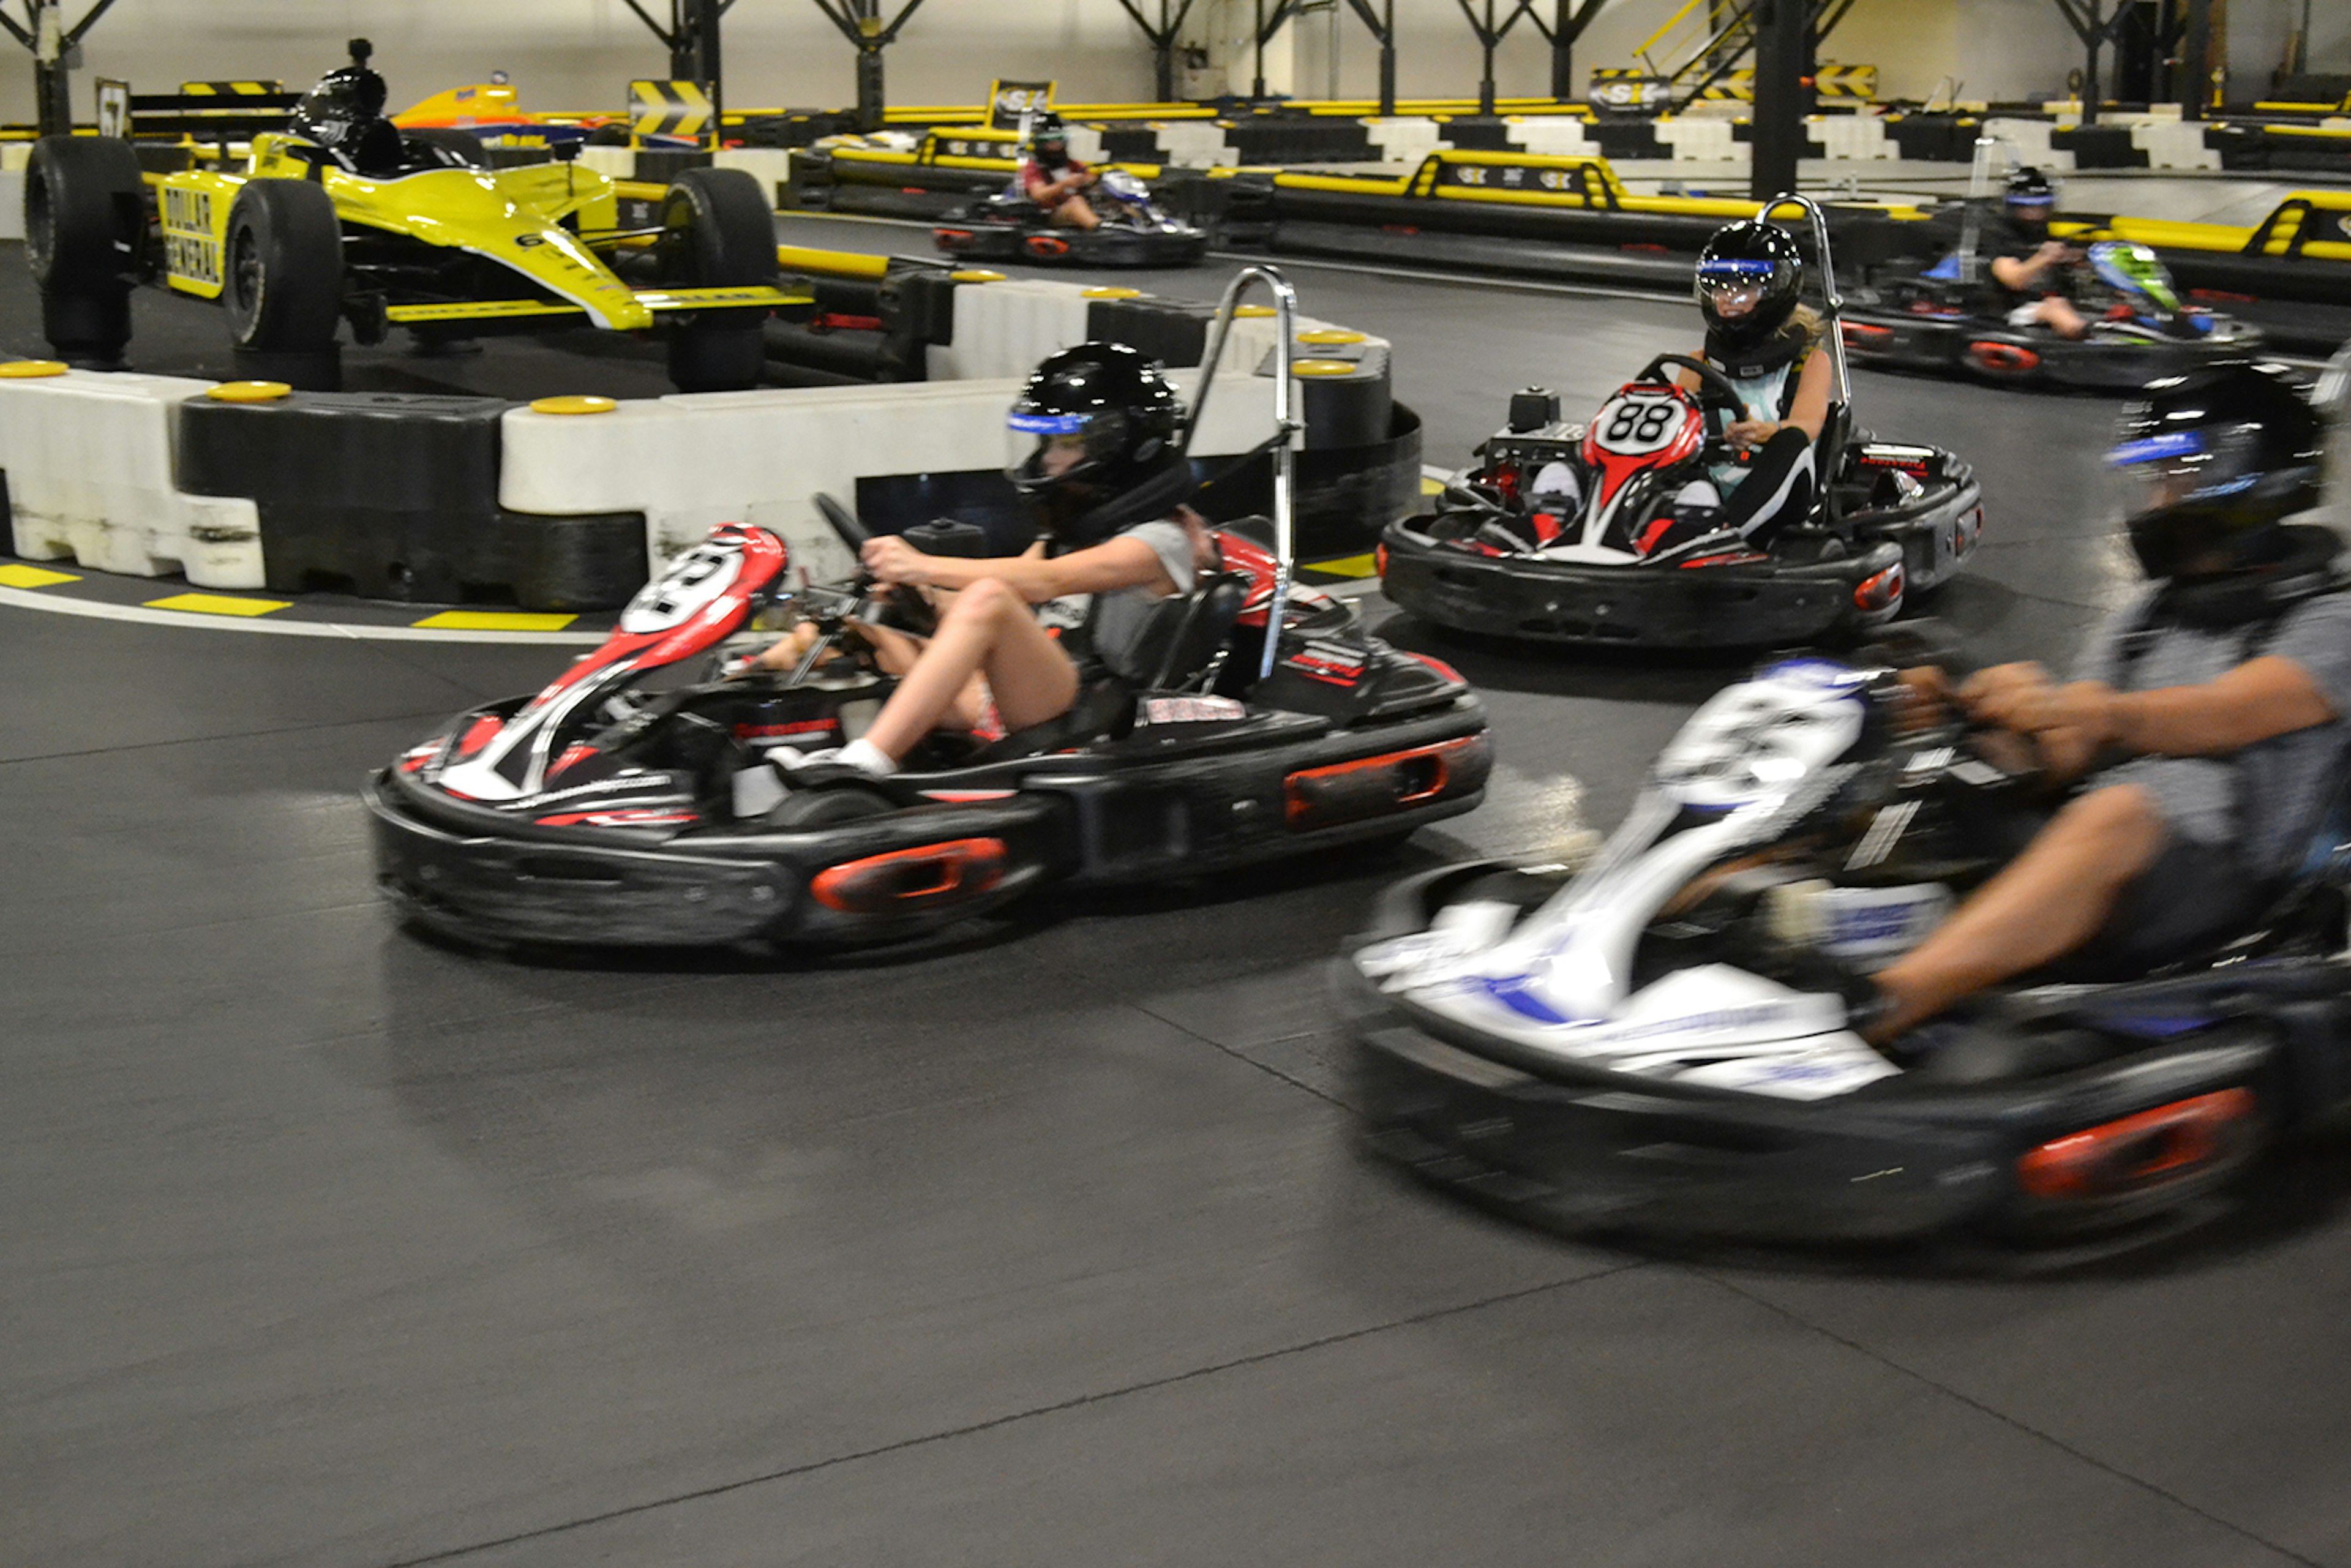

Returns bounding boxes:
[0,587,610,642]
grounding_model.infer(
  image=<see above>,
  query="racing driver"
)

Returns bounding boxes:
[1981,167,2089,342]
[1021,113,1101,231]
[1853,361,2351,1046]
[751,341,1212,776]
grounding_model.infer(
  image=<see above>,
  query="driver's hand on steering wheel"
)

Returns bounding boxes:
[861,535,932,587]
[1723,418,1778,451]
[1957,661,2054,726]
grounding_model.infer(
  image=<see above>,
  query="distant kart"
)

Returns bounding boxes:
[24,51,801,390]
[934,169,1210,268]
[1843,238,2265,391]
[1379,196,1982,649]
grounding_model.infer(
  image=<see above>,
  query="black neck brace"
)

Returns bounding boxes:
[1048,462,1199,550]
[2146,524,2345,633]
[1704,315,1812,381]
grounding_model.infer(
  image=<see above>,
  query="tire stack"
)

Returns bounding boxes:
[24,138,147,370]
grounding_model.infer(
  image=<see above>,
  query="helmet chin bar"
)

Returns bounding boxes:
[1185,264,1304,683]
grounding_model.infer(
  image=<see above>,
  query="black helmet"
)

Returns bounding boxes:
[1029,111,1068,157]
[1006,342,1187,544]
[293,39,389,161]
[2004,165,2056,227]
[1695,220,1802,353]
[2108,361,2324,580]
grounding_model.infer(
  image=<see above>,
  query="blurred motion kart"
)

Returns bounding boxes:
[934,169,1210,268]
[1337,647,2351,1245]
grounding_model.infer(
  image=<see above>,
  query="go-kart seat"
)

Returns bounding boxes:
[1813,400,1854,525]
[965,572,1249,765]
[1118,570,1250,691]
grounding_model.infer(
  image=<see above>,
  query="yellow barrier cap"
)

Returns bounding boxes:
[207,380,292,402]
[529,394,619,416]
[950,268,1006,283]
[1234,304,1278,317]
[0,359,68,378]
[1297,328,1367,345]
[1082,286,1144,299]
[1293,358,1359,377]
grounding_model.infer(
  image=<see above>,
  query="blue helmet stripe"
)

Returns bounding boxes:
[1697,258,1779,278]
[2107,430,2203,467]
[1008,410,1092,435]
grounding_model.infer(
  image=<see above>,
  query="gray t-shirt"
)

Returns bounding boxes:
[2072,588,2351,875]
[1040,519,1198,681]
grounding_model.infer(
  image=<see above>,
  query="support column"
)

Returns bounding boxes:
[1750,0,1808,200]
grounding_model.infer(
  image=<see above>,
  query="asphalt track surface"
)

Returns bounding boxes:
[9,226,2351,1567]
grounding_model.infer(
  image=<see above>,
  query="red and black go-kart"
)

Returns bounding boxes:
[1379,195,1984,650]
[365,501,1490,950]
[934,170,1210,269]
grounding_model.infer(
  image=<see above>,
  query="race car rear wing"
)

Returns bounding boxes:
[378,285,812,330]
[127,83,299,141]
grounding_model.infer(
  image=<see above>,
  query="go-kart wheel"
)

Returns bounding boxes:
[401,126,490,169]
[762,781,897,829]
[223,178,345,390]
[25,135,144,367]
[659,167,779,394]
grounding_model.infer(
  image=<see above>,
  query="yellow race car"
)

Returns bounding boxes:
[26,41,800,392]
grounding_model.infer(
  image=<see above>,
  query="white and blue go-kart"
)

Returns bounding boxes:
[1333,651,2351,1245]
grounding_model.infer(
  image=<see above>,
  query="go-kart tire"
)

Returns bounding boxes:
[402,126,490,169]
[760,782,897,829]
[658,167,779,392]
[25,135,143,367]
[222,178,344,390]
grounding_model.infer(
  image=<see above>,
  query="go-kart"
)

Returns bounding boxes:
[1335,644,2351,1245]
[1842,236,2265,391]
[934,168,1210,268]
[26,42,804,390]
[366,268,1490,950]
[1379,197,1982,649]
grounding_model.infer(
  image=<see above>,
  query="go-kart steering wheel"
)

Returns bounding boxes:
[1633,353,1748,420]
[810,490,937,638]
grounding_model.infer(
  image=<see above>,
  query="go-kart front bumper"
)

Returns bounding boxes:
[1333,865,2309,1245]
[1379,527,1908,647]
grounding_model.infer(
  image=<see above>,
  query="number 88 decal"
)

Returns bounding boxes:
[1595,392,1685,455]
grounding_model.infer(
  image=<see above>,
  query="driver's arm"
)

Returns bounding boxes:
[1970,658,2338,779]
[1779,349,1831,441]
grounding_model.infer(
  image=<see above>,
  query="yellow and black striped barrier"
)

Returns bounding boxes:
[178,80,283,97]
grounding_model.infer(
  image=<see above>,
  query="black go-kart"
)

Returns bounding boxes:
[1379,197,1981,650]
[366,266,1490,950]
[934,169,1210,268]
[1841,235,2263,392]
[1335,644,2351,1246]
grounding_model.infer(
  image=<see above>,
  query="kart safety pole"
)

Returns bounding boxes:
[1186,264,1303,683]
[1757,191,1848,405]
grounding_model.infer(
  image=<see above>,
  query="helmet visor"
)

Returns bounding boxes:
[1696,257,1780,318]
[2107,422,2267,514]
[1006,407,1127,490]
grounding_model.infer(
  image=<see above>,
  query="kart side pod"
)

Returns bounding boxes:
[811,836,1010,915]
[2013,1086,2262,1213]
[1285,735,1489,832]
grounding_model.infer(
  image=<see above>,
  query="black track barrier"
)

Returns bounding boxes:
[176,392,647,609]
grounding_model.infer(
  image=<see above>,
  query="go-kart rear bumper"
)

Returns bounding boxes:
[1379,527,1907,647]
[366,700,1491,948]
[1333,866,2300,1244]
[932,220,1211,268]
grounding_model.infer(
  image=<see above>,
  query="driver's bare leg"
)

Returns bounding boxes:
[1866,783,2164,1040]
[1051,195,1101,231]
[860,577,1079,760]
[2036,294,2088,340]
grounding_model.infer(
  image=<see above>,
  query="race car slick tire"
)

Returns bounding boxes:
[223,178,345,391]
[400,127,492,170]
[659,167,780,394]
[26,135,144,367]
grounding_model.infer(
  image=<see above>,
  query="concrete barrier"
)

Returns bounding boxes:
[1,369,263,587]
